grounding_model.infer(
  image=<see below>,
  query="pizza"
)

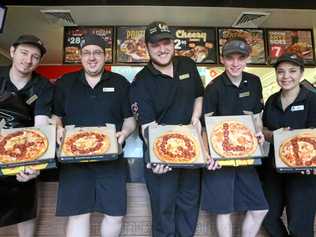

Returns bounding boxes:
[62,130,111,156]
[279,133,316,167]
[153,131,199,163]
[211,120,258,158]
[0,129,48,163]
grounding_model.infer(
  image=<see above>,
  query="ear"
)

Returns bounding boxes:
[9,46,16,58]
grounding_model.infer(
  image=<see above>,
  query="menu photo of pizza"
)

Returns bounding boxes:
[116,26,149,63]
[148,125,206,168]
[273,128,316,173]
[169,27,217,64]
[63,26,113,64]
[58,124,119,163]
[267,29,315,64]
[0,125,56,168]
[218,28,266,64]
[205,114,264,160]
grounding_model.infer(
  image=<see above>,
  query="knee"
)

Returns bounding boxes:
[103,215,124,225]
[68,213,90,223]
[250,209,268,219]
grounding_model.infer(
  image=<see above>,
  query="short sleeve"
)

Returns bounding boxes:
[34,79,54,116]
[53,77,66,117]
[129,77,156,125]
[203,81,218,115]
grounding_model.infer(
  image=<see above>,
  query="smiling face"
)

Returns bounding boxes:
[221,53,249,79]
[10,44,42,76]
[80,45,105,77]
[276,62,303,92]
[147,38,175,67]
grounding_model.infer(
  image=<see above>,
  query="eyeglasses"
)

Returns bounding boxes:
[81,50,104,58]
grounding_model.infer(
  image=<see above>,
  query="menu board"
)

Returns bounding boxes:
[218,28,266,64]
[63,26,113,64]
[267,29,315,64]
[170,27,217,64]
[116,26,149,63]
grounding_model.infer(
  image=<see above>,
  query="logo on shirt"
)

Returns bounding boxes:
[179,73,190,80]
[103,87,115,92]
[26,94,38,105]
[239,91,250,98]
[291,105,304,112]
[131,102,139,120]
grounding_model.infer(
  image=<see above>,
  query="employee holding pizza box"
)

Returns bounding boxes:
[0,35,53,237]
[259,53,316,237]
[202,38,268,237]
[129,21,218,237]
[53,34,136,237]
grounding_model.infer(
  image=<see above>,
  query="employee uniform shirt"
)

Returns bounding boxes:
[201,71,268,214]
[54,69,132,217]
[0,66,53,227]
[260,86,316,237]
[129,56,204,237]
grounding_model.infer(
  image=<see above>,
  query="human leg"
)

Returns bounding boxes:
[101,214,124,237]
[66,213,91,237]
[17,219,36,237]
[241,210,267,237]
[216,214,232,237]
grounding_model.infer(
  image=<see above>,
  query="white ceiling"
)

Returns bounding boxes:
[1,5,316,64]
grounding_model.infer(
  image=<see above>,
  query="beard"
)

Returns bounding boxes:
[149,51,175,68]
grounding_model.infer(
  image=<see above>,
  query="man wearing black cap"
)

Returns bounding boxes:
[260,52,316,237]
[130,21,217,237]
[53,33,136,237]
[201,38,268,237]
[0,35,53,237]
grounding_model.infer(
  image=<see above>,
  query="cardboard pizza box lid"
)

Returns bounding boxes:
[58,124,119,162]
[0,125,56,168]
[148,124,207,168]
[273,128,316,173]
[204,114,264,160]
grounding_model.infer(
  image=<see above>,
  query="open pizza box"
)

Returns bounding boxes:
[148,124,207,168]
[204,113,265,161]
[273,128,316,173]
[57,124,119,163]
[0,120,56,175]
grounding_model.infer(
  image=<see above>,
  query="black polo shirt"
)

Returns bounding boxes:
[263,86,316,130]
[130,56,204,125]
[0,66,53,117]
[203,71,263,116]
[53,69,132,130]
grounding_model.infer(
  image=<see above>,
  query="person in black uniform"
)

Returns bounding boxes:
[260,53,316,237]
[202,38,268,237]
[53,34,136,237]
[129,21,217,237]
[0,35,53,237]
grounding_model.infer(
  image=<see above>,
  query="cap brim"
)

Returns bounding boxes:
[147,32,175,44]
[274,58,304,68]
[222,48,249,57]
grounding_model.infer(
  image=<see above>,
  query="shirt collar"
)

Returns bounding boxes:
[146,57,179,78]
[274,86,309,110]
[222,71,248,88]
[78,69,110,86]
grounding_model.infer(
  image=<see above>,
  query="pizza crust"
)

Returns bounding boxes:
[153,131,199,163]
[62,130,111,156]
[279,133,316,167]
[211,120,258,158]
[0,129,48,163]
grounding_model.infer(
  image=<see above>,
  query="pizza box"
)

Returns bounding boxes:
[148,124,207,168]
[273,128,316,173]
[0,162,57,176]
[205,114,265,160]
[0,125,56,168]
[57,124,119,163]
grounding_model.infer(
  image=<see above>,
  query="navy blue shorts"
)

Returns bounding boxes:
[201,166,268,214]
[56,157,128,217]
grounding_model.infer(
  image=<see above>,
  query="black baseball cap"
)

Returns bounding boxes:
[80,34,106,51]
[274,53,304,68]
[145,21,174,44]
[222,38,251,57]
[12,34,46,56]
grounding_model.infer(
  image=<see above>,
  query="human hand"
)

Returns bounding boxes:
[146,163,172,174]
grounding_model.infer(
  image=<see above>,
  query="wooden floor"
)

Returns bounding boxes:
[0,182,295,236]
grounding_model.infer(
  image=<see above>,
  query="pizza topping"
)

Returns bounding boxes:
[66,132,106,155]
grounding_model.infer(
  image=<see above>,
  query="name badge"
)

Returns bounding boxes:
[103,87,115,92]
[26,95,38,105]
[239,91,250,98]
[179,73,190,80]
[291,105,304,111]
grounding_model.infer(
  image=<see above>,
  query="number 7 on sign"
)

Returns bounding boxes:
[271,46,283,58]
